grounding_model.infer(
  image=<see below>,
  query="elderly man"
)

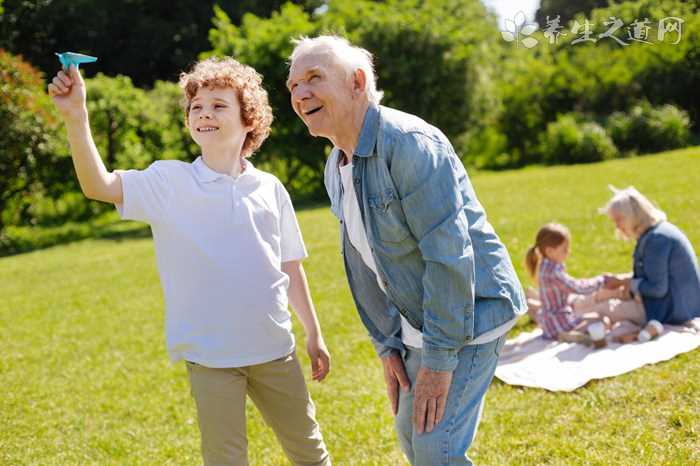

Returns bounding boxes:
[287,35,526,465]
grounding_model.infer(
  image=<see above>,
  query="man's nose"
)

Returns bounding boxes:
[292,84,311,102]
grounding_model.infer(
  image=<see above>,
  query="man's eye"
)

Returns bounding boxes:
[191,105,201,110]
[309,75,320,82]
[215,104,225,108]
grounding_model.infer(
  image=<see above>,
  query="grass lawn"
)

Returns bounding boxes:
[1,147,699,465]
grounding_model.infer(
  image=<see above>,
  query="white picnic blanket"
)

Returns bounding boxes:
[495,318,700,392]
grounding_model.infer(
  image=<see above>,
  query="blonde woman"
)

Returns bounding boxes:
[601,186,700,333]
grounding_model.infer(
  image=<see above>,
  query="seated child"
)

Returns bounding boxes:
[48,57,331,465]
[524,223,618,344]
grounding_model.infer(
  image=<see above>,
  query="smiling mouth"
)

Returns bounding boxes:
[197,127,219,132]
[304,106,322,116]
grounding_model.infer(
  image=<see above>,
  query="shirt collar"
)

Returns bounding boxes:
[192,156,256,183]
[353,103,380,158]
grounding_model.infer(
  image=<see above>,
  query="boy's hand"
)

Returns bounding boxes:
[47,65,87,122]
[306,333,330,382]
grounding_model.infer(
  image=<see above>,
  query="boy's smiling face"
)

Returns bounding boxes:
[187,86,252,154]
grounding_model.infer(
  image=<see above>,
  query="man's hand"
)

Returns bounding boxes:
[381,353,410,415]
[413,366,452,434]
[306,333,330,382]
[47,65,88,122]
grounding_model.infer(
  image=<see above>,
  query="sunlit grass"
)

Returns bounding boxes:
[1,147,698,465]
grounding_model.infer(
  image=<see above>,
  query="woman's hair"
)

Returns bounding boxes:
[178,56,273,158]
[288,34,384,105]
[599,185,667,239]
[524,223,570,279]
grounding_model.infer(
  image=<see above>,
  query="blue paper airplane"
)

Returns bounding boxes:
[55,52,98,70]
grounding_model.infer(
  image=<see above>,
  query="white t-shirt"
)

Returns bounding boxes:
[340,161,517,348]
[116,157,307,368]
[339,162,423,347]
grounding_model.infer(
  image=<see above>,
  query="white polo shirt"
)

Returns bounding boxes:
[116,157,307,368]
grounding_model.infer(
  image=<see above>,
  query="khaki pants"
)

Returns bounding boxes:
[572,290,646,326]
[186,352,330,466]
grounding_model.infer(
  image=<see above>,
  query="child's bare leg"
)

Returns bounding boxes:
[527,297,541,321]
[526,287,539,300]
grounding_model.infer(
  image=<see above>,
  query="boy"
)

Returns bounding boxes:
[48,57,331,466]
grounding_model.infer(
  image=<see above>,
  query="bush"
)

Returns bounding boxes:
[607,101,691,155]
[85,74,154,170]
[539,114,618,165]
[0,50,72,232]
[143,81,198,162]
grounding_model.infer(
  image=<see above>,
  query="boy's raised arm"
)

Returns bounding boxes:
[282,260,331,382]
[48,65,123,204]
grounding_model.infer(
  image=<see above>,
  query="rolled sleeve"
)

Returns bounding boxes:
[372,338,399,359]
[421,344,459,372]
[390,132,475,368]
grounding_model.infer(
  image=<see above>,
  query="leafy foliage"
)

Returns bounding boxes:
[607,101,691,154]
[535,0,611,26]
[0,0,322,86]
[539,114,618,164]
[205,0,501,197]
[486,0,700,168]
[0,50,70,232]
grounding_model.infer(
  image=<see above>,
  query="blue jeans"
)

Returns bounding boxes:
[395,336,506,465]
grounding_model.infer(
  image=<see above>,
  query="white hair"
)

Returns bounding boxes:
[289,35,384,104]
[600,185,667,238]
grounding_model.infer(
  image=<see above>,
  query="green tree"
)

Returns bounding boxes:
[492,0,699,168]
[143,81,198,163]
[85,74,154,170]
[206,0,502,197]
[323,0,501,147]
[0,50,70,232]
[0,0,323,87]
[205,3,325,198]
[535,0,610,26]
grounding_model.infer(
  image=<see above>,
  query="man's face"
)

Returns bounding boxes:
[287,52,354,141]
[187,86,251,152]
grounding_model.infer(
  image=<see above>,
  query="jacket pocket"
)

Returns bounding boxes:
[368,188,411,243]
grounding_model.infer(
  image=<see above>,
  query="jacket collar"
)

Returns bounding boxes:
[353,103,380,158]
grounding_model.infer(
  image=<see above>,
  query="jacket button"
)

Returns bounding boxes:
[354,178,360,185]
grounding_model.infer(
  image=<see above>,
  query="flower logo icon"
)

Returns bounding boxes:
[501,11,539,48]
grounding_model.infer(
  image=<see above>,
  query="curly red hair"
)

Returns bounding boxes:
[179,57,273,157]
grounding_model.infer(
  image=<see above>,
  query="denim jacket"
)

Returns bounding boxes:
[632,221,700,324]
[324,104,526,371]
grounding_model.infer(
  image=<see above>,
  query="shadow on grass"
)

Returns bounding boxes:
[0,218,152,258]
[0,200,331,258]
